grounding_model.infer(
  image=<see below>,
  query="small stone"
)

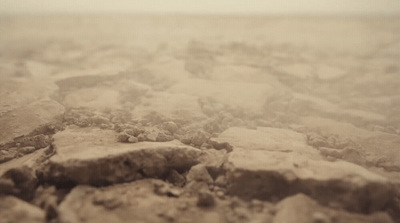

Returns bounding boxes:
[117,133,130,143]
[180,135,192,145]
[19,146,36,155]
[132,127,144,137]
[166,170,186,187]
[128,136,138,143]
[137,133,146,142]
[162,121,178,134]
[197,190,215,208]
[15,134,50,149]
[192,130,210,147]
[319,147,342,159]
[154,182,181,197]
[125,129,136,136]
[145,131,158,142]
[215,190,225,199]
[214,175,227,187]
[156,132,174,142]
[186,164,213,184]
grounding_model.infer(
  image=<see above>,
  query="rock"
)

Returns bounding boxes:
[32,186,59,220]
[273,194,394,223]
[0,153,14,163]
[186,164,213,184]
[127,136,138,143]
[0,195,46,223]
[58,179,224,223]
[156,131,174,142]
[14,134,51,149]
[19,146,36,155]
[117,132,130,142]
[166,169,186,187]
[217,127,394,213]
[0,80,64,146]
[192,130,210,147]
[43,126,202,186]
[215,175,227,187]
[0,148,48,200]
[162,121,178,134]
[197,190,215,207]
[137,133,146,142]
[145,131,158,142]
[318,147,342,159]
[153,181,182,197]
[361,135,400,172]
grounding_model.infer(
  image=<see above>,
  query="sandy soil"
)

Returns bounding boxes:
[0,15,399,223]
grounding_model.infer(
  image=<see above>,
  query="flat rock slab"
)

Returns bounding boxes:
[274,194,394,223]
[58,179,226,223]
[0,80,64,145]
[0,195,45,223]
[216,127,393,213]
[44,127,202,186]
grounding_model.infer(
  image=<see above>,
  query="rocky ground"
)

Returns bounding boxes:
[0,15,399,223]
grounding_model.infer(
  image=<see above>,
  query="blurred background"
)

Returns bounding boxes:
[0,0,399,15]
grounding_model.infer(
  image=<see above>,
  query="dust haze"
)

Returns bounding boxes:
[0,1,400,223]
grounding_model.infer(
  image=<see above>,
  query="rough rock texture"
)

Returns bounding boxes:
[0,195,46,223]
[0,148,50,200]
[0,80,64,146]
[274,194,394,223]
[218,127,393,213]
[58,179,226,223]
[43,126,202,186]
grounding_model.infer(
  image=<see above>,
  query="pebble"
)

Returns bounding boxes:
[162,121,178,134]
[197,190,215,208]
[166,170,186,187]
[128,136,138,143]
[117,133,130,143]
[186,164,213,184]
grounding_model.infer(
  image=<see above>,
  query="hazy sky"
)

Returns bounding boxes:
[0,0,399,15]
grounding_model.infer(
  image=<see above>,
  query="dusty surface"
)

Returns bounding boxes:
[0,15,400,222]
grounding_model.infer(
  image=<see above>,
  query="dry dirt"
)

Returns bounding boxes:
[0,15,400,223]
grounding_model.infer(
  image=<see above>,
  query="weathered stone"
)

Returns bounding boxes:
[58,179,226,223]
[0,80,64,146]
[0,195,46,223]
[117,132,130,142]
[217,127,393,213]
[191,130,210,147]
[186,164,213,184]
[166,169,186,187]
[32,186,60,221]
[0,148,48,200]
[43,127,202,186]
[162,121,179,134]
[197,190,215,207]
[273,194,394,223]
[127,136,138,143]
[14,134,51,149]
[156,131,174,142]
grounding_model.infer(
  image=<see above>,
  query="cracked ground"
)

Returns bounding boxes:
[0,15,400,223]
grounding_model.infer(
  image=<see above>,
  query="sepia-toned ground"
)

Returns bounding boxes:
[0,15,399,223]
